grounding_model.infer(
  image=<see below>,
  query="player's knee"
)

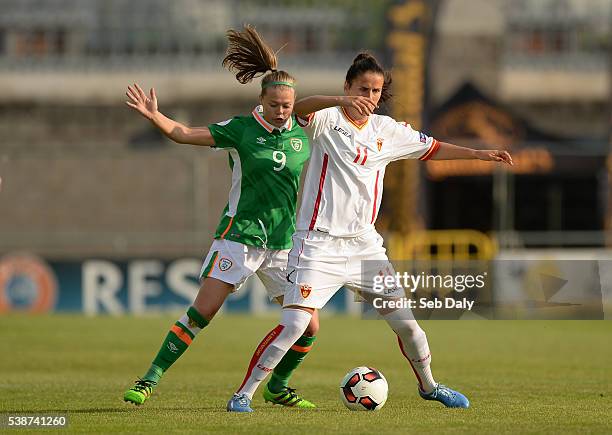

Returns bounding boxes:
[280,308,312,341]
[406,324,426,342]
[388,318,425,340]
[304,315,319,336]
[191,301,216,322]
[192,278,233,321]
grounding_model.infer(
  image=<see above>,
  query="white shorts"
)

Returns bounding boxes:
[283,230,404,309]
[199,238,290,300]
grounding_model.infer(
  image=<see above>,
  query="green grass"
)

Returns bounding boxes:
[1,315,611,434]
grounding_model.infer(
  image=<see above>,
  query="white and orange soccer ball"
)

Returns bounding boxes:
[339,366,388,411]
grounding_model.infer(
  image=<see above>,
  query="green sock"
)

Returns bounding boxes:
[143,306,209,382]
[267,335,316,393]
[143,364,164,383]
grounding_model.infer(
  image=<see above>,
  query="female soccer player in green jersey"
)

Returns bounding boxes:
[123,25,317,410]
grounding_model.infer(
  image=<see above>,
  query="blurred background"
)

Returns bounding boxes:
[0,0,610,316]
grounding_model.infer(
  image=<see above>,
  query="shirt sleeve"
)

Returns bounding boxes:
[296,108,333,141]
[388,120,441,162]
[207,117,244,150]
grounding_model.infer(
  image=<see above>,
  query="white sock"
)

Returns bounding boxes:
[177,313,203,336]
[383,314,437,393]
[236,308,312,399]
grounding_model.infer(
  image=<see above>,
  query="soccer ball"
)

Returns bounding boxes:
[339,366,388,411]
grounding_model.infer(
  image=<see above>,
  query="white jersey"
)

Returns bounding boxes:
[296,106,440,237]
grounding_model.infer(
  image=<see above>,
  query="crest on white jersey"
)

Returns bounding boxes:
[218,258,233,271]
[300,284,312,299]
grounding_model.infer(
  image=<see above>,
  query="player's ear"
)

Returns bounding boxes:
[344,80,350,94]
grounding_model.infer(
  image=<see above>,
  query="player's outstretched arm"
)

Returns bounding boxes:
[294,95,377,118]
[125,83,215,147]
[432,142,513,165]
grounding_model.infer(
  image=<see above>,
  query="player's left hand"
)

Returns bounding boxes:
[340,96,377,116]
[476,150,513,165]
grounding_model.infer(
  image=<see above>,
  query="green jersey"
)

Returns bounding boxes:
[207,105,310,250]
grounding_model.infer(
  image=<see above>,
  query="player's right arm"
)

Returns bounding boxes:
[294,95,377,118]
[125,83,215,147]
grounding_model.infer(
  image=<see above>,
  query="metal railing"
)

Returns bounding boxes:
[387,230,498,261]
[0,0,388,71]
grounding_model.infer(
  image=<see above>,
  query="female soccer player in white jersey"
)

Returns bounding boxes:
[122,25,319,410]
[227,53,513,412]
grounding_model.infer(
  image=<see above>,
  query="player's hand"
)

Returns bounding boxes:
[125,83,158,120]
[475,150,514,165]
[340,96,377,116]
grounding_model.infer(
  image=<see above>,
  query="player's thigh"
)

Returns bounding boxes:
[192,277,234,320]
[256,248,291,301]
[283,231,348,309]
[196,239,265,316]
[346,232,405,301]
[199,239,264,287]
[283,266,345,310]
[260,249,343,311]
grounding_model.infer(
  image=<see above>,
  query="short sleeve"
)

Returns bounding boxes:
[296,108,334,141]
[207,117,245,150]
[388,121,440,162]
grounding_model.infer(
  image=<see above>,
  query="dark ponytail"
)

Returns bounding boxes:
[345,52,392,102]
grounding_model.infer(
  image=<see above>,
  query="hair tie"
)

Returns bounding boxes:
[262,80,294,89]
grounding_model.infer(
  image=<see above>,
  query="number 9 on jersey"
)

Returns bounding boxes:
[273,151,286,172]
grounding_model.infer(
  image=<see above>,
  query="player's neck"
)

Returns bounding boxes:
[343,107,369,124]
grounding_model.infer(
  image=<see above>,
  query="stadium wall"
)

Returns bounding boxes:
[1,251,610,319]
[0,253,359,315]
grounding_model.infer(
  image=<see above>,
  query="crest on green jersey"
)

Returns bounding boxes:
[290,138,303,152]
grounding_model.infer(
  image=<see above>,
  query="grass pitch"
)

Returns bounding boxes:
[1,314,611,434]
